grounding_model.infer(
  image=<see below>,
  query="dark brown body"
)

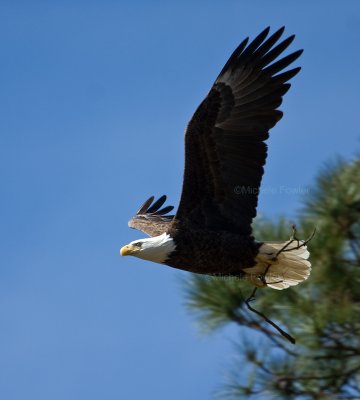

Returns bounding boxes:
[165,226,261,276]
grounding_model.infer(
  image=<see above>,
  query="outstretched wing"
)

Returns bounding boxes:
[128,195,174,237]
[176,27,302,235]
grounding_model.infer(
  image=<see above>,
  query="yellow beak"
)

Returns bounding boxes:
[120,244,135,256]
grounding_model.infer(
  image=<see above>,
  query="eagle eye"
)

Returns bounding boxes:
[134,242,142,248]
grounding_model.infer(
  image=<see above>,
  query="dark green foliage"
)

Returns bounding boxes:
[183,156,360,399]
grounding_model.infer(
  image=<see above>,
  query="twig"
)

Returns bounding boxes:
[273,225,316,258]
[242,225,316,344]
[245,293,296,344]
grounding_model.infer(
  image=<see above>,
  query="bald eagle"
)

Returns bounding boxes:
[120,27,311,290]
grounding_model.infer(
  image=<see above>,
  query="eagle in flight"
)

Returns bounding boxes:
[120,27,311,290]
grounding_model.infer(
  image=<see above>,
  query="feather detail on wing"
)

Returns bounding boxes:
[176,27,302,235]
[128,195,174,237]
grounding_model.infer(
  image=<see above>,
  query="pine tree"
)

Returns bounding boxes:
[184,156,360,399]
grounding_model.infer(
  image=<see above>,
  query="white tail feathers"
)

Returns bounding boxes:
[243,241,311,290]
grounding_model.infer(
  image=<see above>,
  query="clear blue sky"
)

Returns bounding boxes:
[1,1,360,399]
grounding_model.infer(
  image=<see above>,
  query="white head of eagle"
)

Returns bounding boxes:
[120,233,176,264]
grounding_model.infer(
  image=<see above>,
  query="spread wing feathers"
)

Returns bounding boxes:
[176,27,302,235]
[128,195,175,237]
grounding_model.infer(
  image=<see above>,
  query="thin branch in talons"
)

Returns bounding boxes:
[290,224,300,247]
[246,286,258,303]
[244,263,295,343]
[274,225,316,258]
[259,264,271,285]
[304,227,317,245]
[242,226,316,344]
[244,292,296,344]
[264,279,284,285]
